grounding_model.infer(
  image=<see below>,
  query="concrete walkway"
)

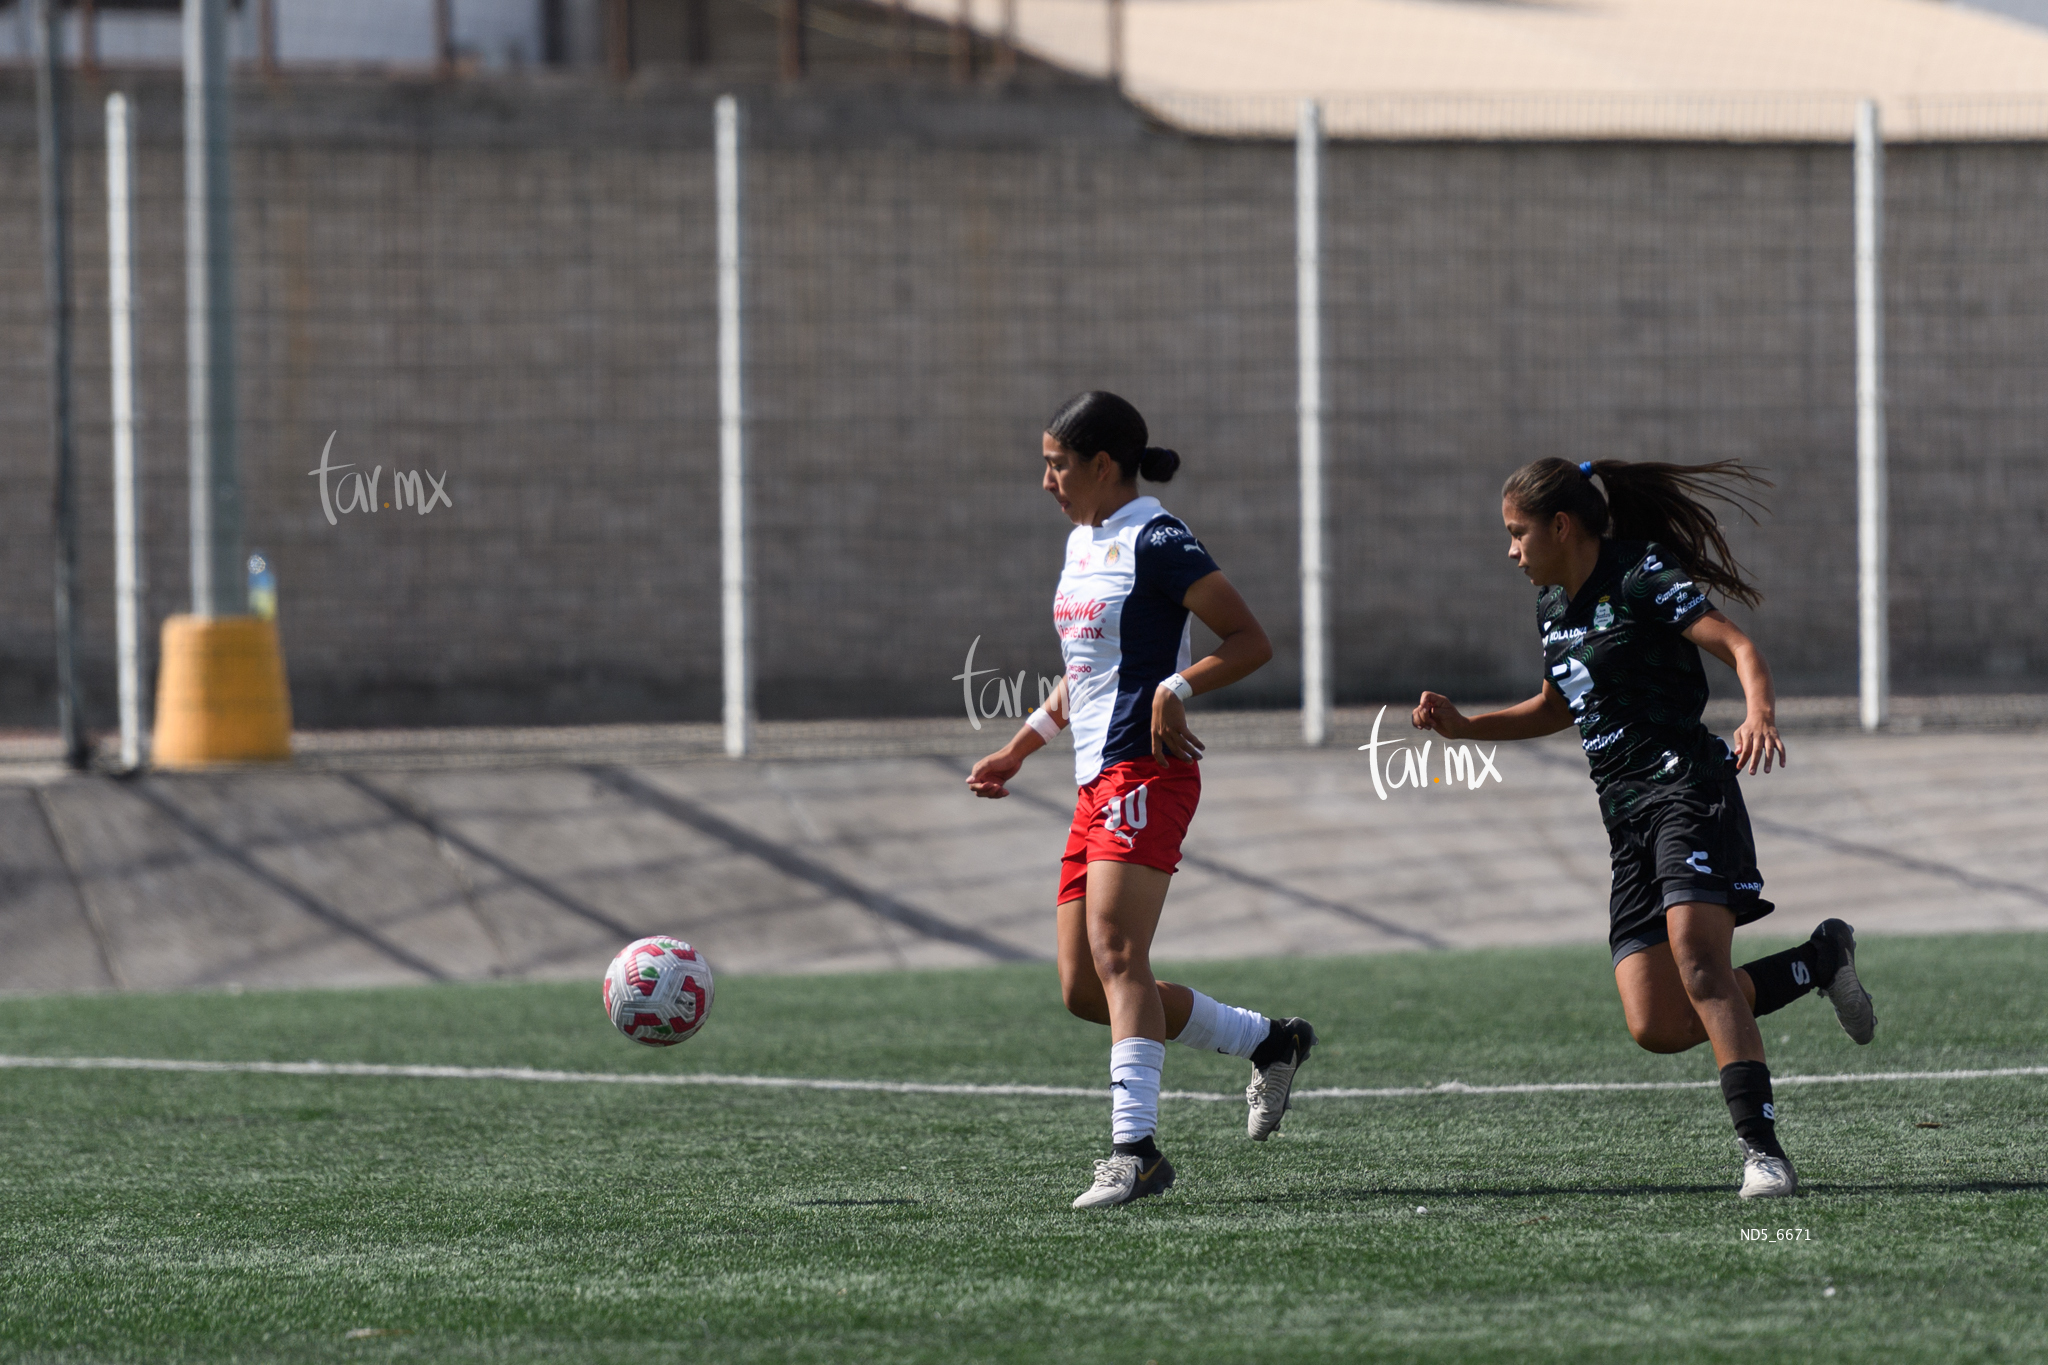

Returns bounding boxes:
[2,703,2043,994]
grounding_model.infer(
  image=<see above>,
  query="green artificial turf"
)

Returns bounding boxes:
[2,932,2044,1363]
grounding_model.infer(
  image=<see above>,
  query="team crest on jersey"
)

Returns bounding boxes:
[1103,544,1121,565]
[1592,599,1615,631]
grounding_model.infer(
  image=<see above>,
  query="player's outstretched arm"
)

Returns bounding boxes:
[1152,571,1273,765]
[1684,609,1785,774]
[967,676,1068,799]
[1413,683,1574,741]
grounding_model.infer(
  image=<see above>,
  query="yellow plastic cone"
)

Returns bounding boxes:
[151,614,293,767]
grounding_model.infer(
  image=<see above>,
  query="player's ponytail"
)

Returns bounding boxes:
[1047,390,1180,484]
[1503,457,1771,609]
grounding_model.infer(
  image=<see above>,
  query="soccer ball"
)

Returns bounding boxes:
[603,936,714,1046]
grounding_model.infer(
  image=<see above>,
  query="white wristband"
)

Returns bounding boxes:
[1025,707,1060,742]
[1159,673,1194,702]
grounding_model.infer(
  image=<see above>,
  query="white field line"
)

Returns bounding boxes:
[3,1054,2046,1102]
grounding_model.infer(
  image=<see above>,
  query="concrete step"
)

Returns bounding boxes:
[1,711,2043,994]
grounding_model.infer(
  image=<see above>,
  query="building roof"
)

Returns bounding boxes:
[921,0,2048,139]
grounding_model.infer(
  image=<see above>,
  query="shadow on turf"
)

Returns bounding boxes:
[1804,1180,2048,1196]
[1218,1184,1726,1203]
[1212,1178,2048,1205]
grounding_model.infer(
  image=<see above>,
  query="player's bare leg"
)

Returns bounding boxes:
[1069,861,1177,1207]
[1056,895,1193,1036]
[1059,878,1316,1147]
[1614,943,1758,1056]
[1674,904,1797,1197]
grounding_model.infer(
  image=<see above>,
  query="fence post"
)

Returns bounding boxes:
[32,0,87,770]
[951,0,972,84]
[186,0,241,618]
[108,91,147,771]
[1106,0,1123,88]
[258,0,278,77]
[1297,98,1329,747]
[434,0,454,78]
[717,95,752,759]
[1854,99,1888,732]
[779,0,805,82]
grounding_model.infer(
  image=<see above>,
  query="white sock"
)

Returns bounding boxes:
[1172,990,1270,1060]
[1109,1037,1165,1146]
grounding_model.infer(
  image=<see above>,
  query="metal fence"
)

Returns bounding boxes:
[3,74,2045,739]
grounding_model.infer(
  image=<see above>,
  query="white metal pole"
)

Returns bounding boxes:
[107,91,147,771]
[716,95,752,759]
[1297,98,1329,747]
[1854,99,1888,732]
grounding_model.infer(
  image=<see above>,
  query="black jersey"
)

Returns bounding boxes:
[1537,539,1730,825]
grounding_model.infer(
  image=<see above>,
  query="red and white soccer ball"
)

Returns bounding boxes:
[603,936,714,1046]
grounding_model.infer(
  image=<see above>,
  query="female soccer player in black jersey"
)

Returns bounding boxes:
[967,392,1317,1209]
[1412,457,1877,1199]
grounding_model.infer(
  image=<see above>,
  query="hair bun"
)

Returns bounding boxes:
[1138,446,1180,483]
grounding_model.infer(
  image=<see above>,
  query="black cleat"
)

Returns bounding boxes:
[1813,919,1876,1045]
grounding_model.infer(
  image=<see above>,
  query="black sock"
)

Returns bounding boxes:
[1248,1020,1289,1070]
[1112,1134,1161,1162]
[1739,940,1828,1017]
[1720,1060,1785,1159]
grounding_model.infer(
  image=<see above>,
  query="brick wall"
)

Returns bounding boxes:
[1,76,2041,729]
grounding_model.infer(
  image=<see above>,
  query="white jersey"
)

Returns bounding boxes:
[1054,495,1221,785]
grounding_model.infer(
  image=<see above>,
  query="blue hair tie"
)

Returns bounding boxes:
[1578,461,1594,479]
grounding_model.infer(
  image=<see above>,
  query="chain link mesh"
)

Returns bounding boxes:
[2,73,2043,731]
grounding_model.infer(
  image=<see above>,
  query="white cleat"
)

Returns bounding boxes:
[1814,919,1876,1045]
[1738,1139,1799,1199]
[1246,1018,1317,1141]
[1071,1152,1176,1209]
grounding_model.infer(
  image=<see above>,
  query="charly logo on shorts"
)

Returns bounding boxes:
[1359,706,1503,802]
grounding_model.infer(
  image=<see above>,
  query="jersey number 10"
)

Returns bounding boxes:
[1104,785,1150,832]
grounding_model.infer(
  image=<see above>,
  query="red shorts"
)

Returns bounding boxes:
[1058,757,1202,904]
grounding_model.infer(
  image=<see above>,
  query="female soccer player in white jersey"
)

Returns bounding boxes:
[967,391,1318,1210]
[1412,458,1877,1199]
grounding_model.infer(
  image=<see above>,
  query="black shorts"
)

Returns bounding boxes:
[1606,776,1775,967]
